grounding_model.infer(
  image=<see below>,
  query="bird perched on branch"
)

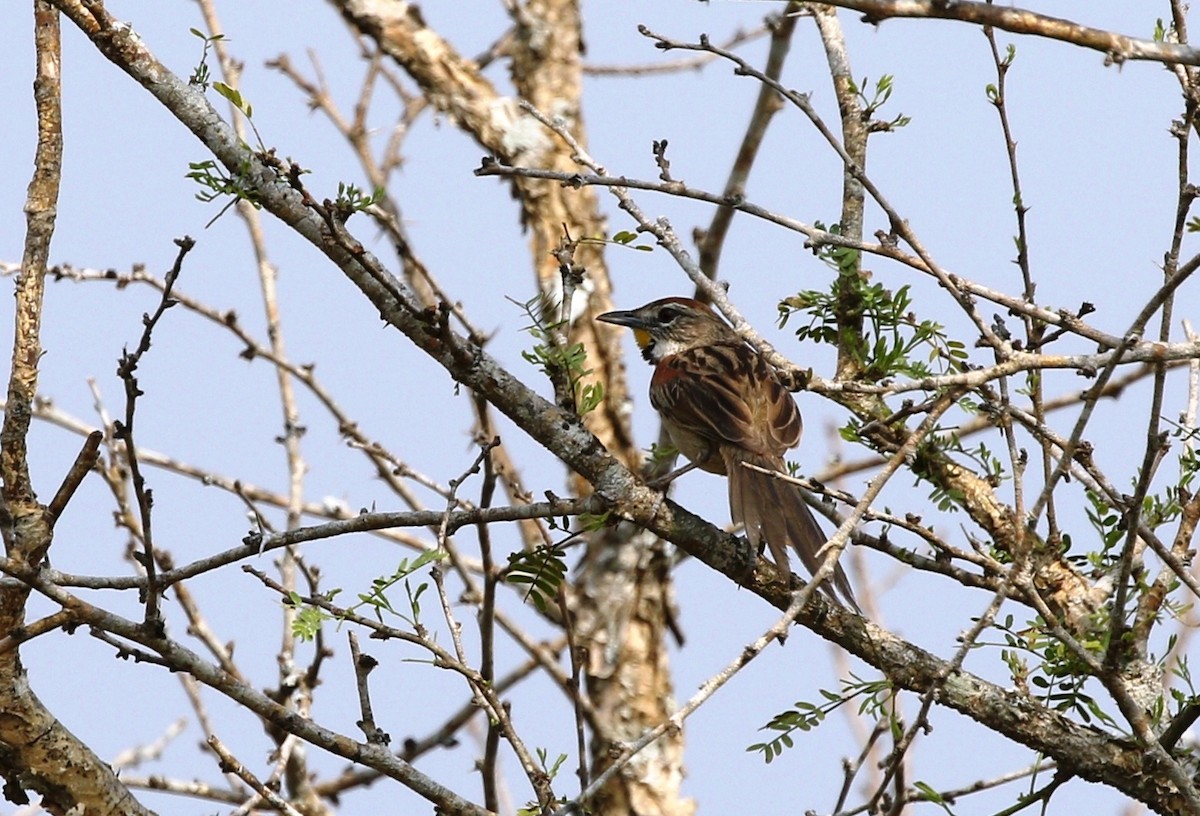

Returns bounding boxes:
[598,296,858,610]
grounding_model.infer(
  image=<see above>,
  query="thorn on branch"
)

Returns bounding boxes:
[874,228,899,249]
[652,139,672,182]
[991,314,1011,341]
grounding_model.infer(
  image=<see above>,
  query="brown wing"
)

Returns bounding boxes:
[650,342,801,458]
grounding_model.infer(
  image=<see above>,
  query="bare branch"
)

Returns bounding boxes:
[826,1,1200,66]
[207,735,305,816]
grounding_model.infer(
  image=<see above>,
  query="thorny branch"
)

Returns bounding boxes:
[113,235,193,627]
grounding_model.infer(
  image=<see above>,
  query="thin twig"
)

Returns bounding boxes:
[584,25,769,76]
[113,235,194,628]
[45,429,102,524]
[207,735,304,816]
[475,437,502,811]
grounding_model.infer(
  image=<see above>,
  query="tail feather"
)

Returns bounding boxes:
[726,452,859,611]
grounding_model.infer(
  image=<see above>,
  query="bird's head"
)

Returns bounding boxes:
[597,297,735,362]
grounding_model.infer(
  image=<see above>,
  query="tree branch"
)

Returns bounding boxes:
[827,1,1200,66]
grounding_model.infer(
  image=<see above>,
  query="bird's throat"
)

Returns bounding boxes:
[633,328,656,361]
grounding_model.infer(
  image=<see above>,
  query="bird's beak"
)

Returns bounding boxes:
[595,309,649,330]
[597,309,655,352]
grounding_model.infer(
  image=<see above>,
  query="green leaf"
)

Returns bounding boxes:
[506,544,569,611]
[913,781,955,814]
[213,81,242,108]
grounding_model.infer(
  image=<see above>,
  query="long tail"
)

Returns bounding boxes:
[726,452,859,611]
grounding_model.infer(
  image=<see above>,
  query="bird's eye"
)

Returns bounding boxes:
[656,305,680,323]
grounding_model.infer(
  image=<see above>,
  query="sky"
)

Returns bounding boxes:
[1,2,1196,814]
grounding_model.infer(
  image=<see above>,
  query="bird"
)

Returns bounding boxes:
[597,296,858,610]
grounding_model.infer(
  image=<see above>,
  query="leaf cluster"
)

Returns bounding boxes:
[333,182,386,219]
[516,749,569,815]
[1154,643,1199,731]
[985,614,1118,728]
[505,543,569,612]
[1074,444,1200,573]
[186,158,263,210]
[186,28,225,90]
[605,229,655,252]
[287,548,449,641]
[779,251,967,382]
[847,74,912,132]
[748,675,894,762]
[512,295,604,415]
